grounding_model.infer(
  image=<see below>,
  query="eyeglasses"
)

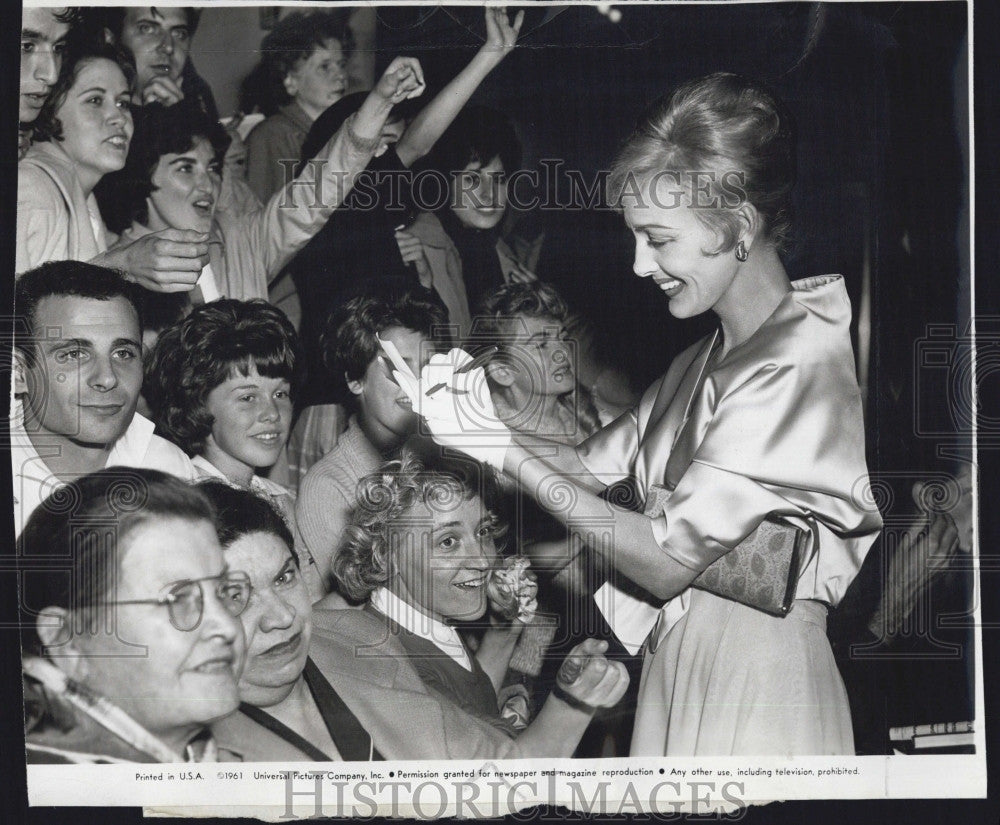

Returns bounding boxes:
[108,572,252,632]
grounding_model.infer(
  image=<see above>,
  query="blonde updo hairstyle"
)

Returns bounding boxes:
[608,72,796,254]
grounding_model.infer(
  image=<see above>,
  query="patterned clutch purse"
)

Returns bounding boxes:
[644,485,809,616]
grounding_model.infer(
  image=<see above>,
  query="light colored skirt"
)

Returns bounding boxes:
[630,589,854,756]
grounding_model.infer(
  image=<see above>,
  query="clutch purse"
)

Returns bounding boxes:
[643,485,810,616]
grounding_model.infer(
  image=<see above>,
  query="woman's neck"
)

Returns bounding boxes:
[714,245,791,356]
[200,446,256,488]
[74,167,103,200]
[152,722,204,758]
[260,675,338,755]
[293,98,323,123]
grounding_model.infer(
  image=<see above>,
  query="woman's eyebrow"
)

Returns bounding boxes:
[632,222,677,232]
[430,521,462,534]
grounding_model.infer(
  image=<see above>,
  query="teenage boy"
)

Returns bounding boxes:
[295,290,447,594]
[11,261,195,535]
[19,7,77,158]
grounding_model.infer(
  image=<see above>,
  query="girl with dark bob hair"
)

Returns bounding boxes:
[20,468,249,763]
[326,449,629,753]
[145,299,322,598]
[93,53,427,302]
[402,73,883,756]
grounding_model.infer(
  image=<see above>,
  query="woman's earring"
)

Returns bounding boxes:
[735,240,749,262]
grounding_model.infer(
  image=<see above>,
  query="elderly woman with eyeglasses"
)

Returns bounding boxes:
[20,468,250,764]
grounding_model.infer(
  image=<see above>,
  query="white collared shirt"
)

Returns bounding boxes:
[191,454,289,499]
[11,412,197,537]
[371,587,472,671]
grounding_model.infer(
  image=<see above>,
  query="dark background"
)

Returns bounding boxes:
[2,3,997,823]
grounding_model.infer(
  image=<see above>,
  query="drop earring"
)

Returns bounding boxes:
[735,240,749,262]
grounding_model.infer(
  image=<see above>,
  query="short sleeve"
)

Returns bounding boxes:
[575,408,640,485]
[649,358,881,574]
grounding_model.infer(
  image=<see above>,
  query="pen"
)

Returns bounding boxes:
[425,347,500,396]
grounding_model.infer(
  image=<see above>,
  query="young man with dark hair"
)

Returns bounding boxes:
[19,7,78,158]
[295,290,446,594]
[101,6,217,116]
[11,261,195,535]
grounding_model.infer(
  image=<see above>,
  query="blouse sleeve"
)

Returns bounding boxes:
[575,407,640,486]
[649,357,882,579]
[244,113,380,280]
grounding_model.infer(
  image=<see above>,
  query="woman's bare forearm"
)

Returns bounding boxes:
[504,443,697,601]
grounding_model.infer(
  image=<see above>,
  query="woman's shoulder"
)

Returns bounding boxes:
[744,275,854,363]
[247,108,307,147]
[19,149,69,202]
[311,604,389,644]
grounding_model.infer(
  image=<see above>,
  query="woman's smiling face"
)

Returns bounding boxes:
[390,493,498,623]
[624,178,740,321]
[450,155,507,230]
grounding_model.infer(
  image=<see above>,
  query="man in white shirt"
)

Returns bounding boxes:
[11,261,196,535]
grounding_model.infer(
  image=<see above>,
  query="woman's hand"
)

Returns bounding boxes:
[393,348,512,471]
[482,7,524,62]
[394,229,432,287]
[555,638,629,710]
[373,57,426,105]
[96,229,209,293]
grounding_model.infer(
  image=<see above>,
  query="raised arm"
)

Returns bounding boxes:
[245,57,427,278]
[395,7,522,168]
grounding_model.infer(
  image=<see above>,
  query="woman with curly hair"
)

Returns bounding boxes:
[144,299,321,597]
[16,40,215,291]
[327,450,629,754]
[17,42,136,272]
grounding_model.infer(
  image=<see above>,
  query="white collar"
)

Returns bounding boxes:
[108,412,156,465]
[371,587,472,671]
[11,410,156,475]
[190,454,288,498]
